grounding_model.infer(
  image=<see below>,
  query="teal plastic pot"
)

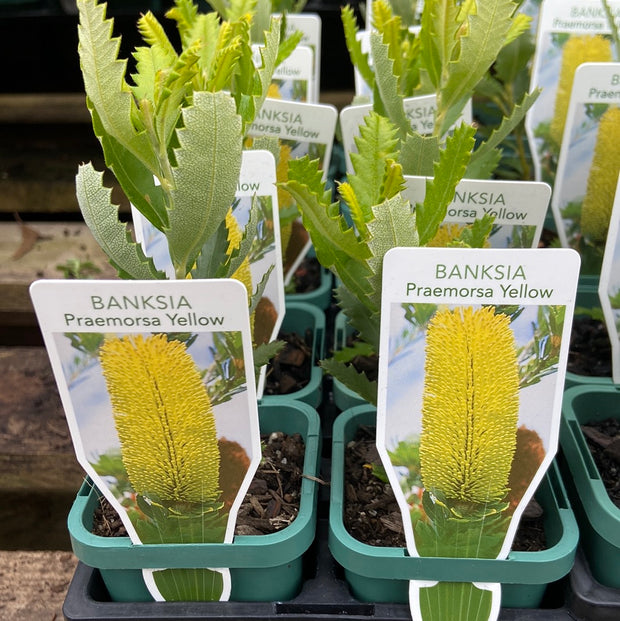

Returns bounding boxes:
[560,385,620,589]
[260,301,325,408]
[68,401,321,602]
[565,276,612,389]
[331,311,368,411]
[285,263,333,311]
[329,406,579,608]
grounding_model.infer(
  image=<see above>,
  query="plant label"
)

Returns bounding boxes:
[377,247,580,621]
[525,0,619,185]
[598,174,620,383]
[248,99,338,282]
[132,150,284,398]
[551,62,620,275]
[285,14,322,103]
[340,95,473,173]
[30,278,261,601]
[404,176,551,248]
[255,44,315,103]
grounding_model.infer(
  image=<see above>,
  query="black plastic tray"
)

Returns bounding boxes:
[566,548,620,621]
[63,520,576,621]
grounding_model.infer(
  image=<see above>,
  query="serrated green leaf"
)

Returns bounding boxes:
[252,17,282,120]
[492,29,535,86]
[254,340,286,369]
[467,87,539,177]
[370,31,410,140]
[416,123,475,245]
[88,100,169,231]
[347,111,401,223]
[191,219,230,279]
[400,133,440,176]
[419,0,460,89]
[165,0,200,48]
[249,264,274,314]
[333,340,376,363]
[342,5,375,92]
[282,158,375,310]
[320,357,378,406]
[77,0,159,174]
[76,163,165,280]
[138,11,178,58]
[503,12,531,47]
[154,43,202,149]
[458,213,495,248]
[366,194,418,310]
[167,91,243,278]
[436,0,515,136]
[334,284,379,350]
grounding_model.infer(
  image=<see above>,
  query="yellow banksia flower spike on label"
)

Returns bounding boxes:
[580,106,620,244]
[99,333,221,504]
[550,35,613,148]
[420,306,520,505]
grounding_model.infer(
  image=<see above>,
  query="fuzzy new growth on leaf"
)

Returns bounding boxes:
[76,0,283,281]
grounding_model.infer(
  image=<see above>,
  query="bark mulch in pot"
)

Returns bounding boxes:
[343,426,547,552]
[581,417,620,509]
[93,431,306,537]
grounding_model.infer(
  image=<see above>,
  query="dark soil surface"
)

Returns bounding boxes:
[93,431,306,538]
[343,425,547,552]
[263,329,313,395]
[291,256,322,294]
[344,333,378,382]
[581,418,620,508]
[568,316,612,377]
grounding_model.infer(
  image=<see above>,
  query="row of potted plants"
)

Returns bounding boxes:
[18,0,620,619]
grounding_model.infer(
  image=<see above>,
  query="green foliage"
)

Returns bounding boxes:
[76,0,283,280]
[282,112,479,403]
[517,305,565,389]
[342,0,539,181]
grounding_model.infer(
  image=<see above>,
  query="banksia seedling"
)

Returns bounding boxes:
[550,35,613,148]
[580,106,620,244]
[420,306,520,506]
[99,333,221,505]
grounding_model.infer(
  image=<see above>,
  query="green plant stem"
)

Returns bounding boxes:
[602,0,620,61]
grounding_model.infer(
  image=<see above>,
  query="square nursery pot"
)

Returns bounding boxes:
[284,259,333,311]
[331,311,369,411]
[560,385,620,590]
[565,275,612,390]
[260,301,325,408]
[329,406,579,610]
[67,400,321,603]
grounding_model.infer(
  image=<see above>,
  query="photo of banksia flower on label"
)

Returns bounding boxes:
[377,247,580,621]
[551,63,620,275]
[29,279,261,602]
[525,0,617,185]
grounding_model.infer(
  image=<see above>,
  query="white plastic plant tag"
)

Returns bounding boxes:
[30,278,261,602]
[353,30,373,99]
[340,95,473,173]
[132,150,285,398]
[598,174,620,383]
[377,247,580,621]
[248,99,338,282]
[403,176,551,248]
[551,62,620,275]
[525,0,619,185]
[285,14,322,103]
[260,44,315,103]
